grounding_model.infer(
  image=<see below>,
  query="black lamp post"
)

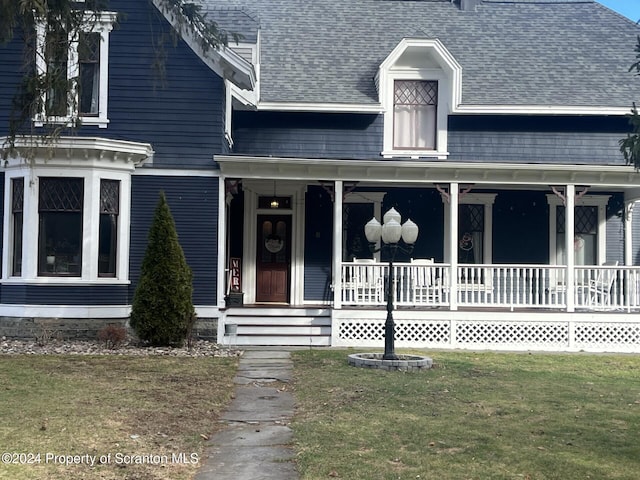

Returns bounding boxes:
[364,207,419,360]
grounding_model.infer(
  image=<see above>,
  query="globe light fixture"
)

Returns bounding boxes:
[365,207,419,360]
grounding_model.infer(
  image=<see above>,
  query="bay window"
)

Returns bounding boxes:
[2,136,151,284]
[11,178,24,276]
[99,179,119,277]
[38,178,84,276]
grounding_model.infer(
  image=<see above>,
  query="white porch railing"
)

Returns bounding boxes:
[340,262,640,312]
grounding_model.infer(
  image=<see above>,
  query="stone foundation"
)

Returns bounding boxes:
[0,316,218,343]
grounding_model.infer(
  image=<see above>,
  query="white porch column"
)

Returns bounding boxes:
[217,176,228,310]
[566,184,576,313]
[333,180,344,309]
[449,182,459,311]
[625,201,635,267]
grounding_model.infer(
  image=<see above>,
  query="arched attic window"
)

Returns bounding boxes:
[377,38,462,159]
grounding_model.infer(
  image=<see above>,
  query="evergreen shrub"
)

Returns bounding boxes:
[130,191,195,346]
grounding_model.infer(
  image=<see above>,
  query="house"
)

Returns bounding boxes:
[1,0,640,352]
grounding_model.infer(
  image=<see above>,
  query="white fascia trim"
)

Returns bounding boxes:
[215,154,640,186]
[151,0,255,91]
[251,102,634,116]
[1,136,154,168]
[256,101,383,113]
[133,168,219,177]
[454,105,632,116]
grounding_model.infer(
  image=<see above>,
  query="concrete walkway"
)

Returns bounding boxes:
[195,350,299,480]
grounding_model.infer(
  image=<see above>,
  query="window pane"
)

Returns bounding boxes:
[79,32,100,115]
[38,178,84,276]
[98,180,119,276]
[556,206,597,265]
[393,80,437,149]
[38,212,83,275]
[11,178,24,276]
[459,204,484,264]
[45,23,69,117]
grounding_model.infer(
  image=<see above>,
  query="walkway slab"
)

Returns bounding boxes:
[220,386,294,422]
[195,349,299,480]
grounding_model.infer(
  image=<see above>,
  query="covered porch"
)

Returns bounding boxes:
[216,155,640,351]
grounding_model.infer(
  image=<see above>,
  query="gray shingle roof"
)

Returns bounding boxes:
[203,0,640,108]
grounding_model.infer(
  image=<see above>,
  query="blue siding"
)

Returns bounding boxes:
[232,112,631,165]
[0,30,24,137]
[102,0,226,167]
[304,186,333,301]
[233,112,383,159]
[381,187,444,262]
[0,0,226,167]
[493,191,549,264]
[605,193,625,265]
[448,115,630,166]
[130,175,219,306]
[1,284,128,305]
[448,131,627,165]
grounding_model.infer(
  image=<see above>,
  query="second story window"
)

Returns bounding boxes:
[35,10,117,128]
[393,80,438,150]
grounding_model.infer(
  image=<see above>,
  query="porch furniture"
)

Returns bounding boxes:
[349,258,384,304]
[587,261,619,309]
[410,258,441,305]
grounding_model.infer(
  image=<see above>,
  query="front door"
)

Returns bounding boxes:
[256,215,291,303]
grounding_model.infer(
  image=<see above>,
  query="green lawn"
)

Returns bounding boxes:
[0,355,238,480]
[291,349,640,480]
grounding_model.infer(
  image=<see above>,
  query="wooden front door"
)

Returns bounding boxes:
[256,215,291,303]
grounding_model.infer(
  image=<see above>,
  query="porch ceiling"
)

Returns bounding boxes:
[215,155,640,190]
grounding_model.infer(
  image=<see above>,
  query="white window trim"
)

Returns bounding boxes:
[34,11,117,129]
[1,137,153,285]
[546,194,610,266]
[443,193,496,264]
[241,180,307,305]
[377,38,462,160]
[382,71,450,159]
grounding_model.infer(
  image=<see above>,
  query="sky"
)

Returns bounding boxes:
[596,0,640,22]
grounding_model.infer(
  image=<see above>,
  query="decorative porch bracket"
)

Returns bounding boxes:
[550,185,590,206]
[435,184,473,203]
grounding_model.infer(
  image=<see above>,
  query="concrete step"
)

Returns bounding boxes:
[224,317,331,326]
[227,335,331,347]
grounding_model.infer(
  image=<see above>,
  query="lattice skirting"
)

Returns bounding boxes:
[332,311,640,353]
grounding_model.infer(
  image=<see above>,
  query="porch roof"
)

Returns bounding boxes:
[215,155,640,196]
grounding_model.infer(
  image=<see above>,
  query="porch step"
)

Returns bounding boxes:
[222,307,332,347]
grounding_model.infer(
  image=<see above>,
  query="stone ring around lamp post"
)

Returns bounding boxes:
[363,207,419,361]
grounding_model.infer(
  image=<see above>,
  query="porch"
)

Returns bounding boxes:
[332,262,640,353]
[338,262,640,312]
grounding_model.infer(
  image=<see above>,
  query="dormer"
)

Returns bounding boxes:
[377,38,462,159]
